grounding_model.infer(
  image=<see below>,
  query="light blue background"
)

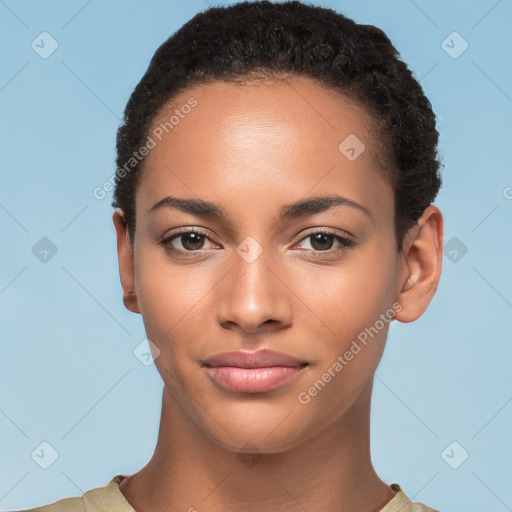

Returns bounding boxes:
[1,1,511,511]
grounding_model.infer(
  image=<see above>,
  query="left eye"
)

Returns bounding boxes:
[296,231,356,252]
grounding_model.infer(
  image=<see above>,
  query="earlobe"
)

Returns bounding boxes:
[394,205,444,323]
[112,209,141,314]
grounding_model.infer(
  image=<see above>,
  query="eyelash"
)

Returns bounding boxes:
[158,227,357,258]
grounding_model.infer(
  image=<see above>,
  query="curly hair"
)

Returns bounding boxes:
[112,0,442,252]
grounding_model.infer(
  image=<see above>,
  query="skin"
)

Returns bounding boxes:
[112,75,443,512]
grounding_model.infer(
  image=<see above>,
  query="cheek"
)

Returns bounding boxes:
[132,246,221,375]
[299,245,398,343]
[293,241,399,408]
[295,257,397,423]
[134,245,204,328]
[133,248,186,357]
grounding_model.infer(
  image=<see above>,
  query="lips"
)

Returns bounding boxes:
[203,349,308,369]
[202,349,309,393]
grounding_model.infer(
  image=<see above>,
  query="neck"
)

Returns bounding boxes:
[119,379,395,512]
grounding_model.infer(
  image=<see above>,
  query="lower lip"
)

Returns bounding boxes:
[205,365,307,393]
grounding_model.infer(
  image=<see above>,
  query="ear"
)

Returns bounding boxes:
[394,205,444,323]
[112,209,141,314]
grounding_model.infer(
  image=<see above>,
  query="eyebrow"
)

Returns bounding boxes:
[147,194,373,223]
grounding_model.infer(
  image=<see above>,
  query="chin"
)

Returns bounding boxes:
[212,429,304,455]
[200,402,313,454]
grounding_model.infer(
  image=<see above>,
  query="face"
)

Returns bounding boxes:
[117,76,408,453]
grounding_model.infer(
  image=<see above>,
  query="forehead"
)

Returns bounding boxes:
[137,76,393,221]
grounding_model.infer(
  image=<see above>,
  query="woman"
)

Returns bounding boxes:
[14,1,443,510]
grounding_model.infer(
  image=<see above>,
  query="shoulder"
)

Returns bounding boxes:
[9,496,85,512]
[382,483,440,512]
[9,475,131,512]
[410,504,439,512]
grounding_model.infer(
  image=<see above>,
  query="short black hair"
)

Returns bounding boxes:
[112,0,442,252]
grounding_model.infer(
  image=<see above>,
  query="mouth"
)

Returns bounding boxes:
[203,364,309,393]
[202,349,309,393]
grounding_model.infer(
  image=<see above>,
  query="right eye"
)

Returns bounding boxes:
[158,228,219,257]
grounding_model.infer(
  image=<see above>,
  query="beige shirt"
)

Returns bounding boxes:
[12,475,439,512]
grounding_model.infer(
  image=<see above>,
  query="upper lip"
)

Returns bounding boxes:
[203,349,308,368]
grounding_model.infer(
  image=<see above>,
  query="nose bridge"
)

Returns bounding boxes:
[216,236,291,332]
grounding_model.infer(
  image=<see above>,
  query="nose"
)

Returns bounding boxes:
[215,247,293,335]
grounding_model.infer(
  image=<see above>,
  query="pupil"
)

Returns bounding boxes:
[182,233,204,250]
[311,233,333,251]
